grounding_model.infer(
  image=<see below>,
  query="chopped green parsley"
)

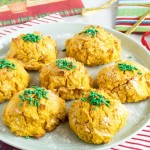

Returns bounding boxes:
[56,59,76,70]
[79,27,98,37]
[118,63,138,72]
[118,63,142,75]
[89,91,110,107]
[0,58,15,70]
[22,33,41,43]
[81,97,87,102]
[81,91,110,110]
[19,86,48,107]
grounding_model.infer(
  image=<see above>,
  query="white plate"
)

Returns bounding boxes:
[0,23,150,150]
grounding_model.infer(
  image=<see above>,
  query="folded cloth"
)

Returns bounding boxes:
[115,0,150,33]
[0,13,63,38]
[0,0,83,27]
[0,14,150,149]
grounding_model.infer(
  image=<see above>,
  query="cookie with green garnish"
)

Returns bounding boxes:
[65,25,121,66]
[2,86,66,138]
[68,89,128,144]
[40,57,93,100]
[97,60,150,103]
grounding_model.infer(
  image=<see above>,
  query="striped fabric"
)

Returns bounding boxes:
[115,0,150,33]
[0,13,63,38]
[0,9,82,27]
[111,125,150,150]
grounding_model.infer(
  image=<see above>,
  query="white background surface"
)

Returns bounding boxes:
[0,0,143,44]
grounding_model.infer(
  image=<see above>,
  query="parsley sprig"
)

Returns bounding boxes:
[79,27,98,37]
[81,91,110,108]
[118,63,142,75]
[56,59,76,70]
[89,91,110,107]
[22,33,41,43]
[118,63,138,71]
[19,86,48,107]
[81,97,87,102]
[0,58,15,70]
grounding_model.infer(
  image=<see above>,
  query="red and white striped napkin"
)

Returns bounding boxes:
[111,125,150,150]
[0,13,63,38]
[0,13,150,150]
